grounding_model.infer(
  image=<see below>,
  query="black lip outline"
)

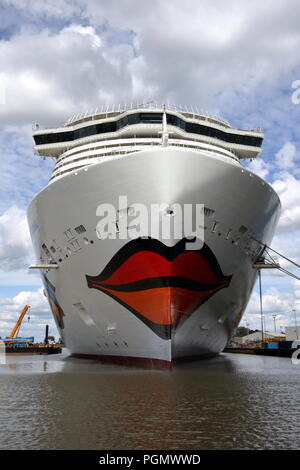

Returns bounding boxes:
[89,276,226,292]
[86,237,232,339]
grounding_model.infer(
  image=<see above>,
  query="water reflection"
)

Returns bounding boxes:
[0,352,299,450]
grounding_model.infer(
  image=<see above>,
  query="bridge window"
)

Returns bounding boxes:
[34,112,263,148]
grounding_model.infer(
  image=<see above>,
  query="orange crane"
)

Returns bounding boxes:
[6,305,31,339]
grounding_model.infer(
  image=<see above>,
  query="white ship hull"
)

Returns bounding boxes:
[28,148,280,368]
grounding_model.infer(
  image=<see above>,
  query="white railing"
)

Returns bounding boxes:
[32,103,234,131]
[49,139,240,182]
[64,102,231,128]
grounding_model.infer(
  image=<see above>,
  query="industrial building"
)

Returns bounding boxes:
[232,331,286,345]
[285,326,300,341]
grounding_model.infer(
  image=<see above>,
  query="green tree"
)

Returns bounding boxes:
[235,326,249,337]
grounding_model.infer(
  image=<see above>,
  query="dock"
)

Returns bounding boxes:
[224,347,297,358]
[0,308,63,356]
[3,344,62,355]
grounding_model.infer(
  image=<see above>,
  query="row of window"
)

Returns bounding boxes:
[34,112,263,147]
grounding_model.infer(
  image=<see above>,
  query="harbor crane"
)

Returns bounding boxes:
[6,305,31,340]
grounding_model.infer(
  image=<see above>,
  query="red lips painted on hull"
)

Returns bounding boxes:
[86,238,232,339]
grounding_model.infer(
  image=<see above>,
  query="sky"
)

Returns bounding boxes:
[0,0,300,340]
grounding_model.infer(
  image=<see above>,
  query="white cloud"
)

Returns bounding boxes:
[293,279,300,299]
[0,205,33,271]
[0,73,6,105]
[247,288,290,314]
[242,143,300,330]
[0,287,48,312]
[1,1,300,125]
[275,141,298,170]
[272,172,300,233]
[2,0,83,21]
[0,125,53,213]
[85,0,300,113]
[0,203,43,285]
[244,287,298,331]
[247,157,270,179]
[0,287,56,341]
[64,24,102,50]
[0,23,135,125]
[268,232,300,269]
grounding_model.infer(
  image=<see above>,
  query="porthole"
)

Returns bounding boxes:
[165,206,175,216]
[239,225,248,234]
[226,229,232,240]
[211,221,219,233]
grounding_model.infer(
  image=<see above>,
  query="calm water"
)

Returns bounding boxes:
[0,351,299,450]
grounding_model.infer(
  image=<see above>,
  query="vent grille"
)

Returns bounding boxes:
[75,225,86,234]
[204,207,215,218]
[42,243,51,258]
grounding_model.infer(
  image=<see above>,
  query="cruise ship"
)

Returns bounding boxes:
[27,103,281,368]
